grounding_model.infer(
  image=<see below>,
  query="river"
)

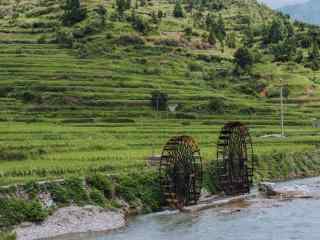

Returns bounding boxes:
[57,177,320,240]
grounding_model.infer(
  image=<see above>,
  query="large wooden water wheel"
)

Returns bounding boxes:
[160,136,202,208]
[215,122,255,195]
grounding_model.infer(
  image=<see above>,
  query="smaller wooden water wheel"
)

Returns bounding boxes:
[215,122,255,195]
[160,136,202,208]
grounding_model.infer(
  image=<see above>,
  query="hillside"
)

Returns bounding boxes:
[0,0,320,185]
[281,0,320,25]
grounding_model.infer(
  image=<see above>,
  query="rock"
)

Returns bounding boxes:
[258,182,277,196]
[15,205,126,240]
[258,182,313,199]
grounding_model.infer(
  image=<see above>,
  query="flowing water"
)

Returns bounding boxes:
[60,177,320,240]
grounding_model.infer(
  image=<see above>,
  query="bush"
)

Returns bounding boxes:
[0,198,48,227]
[188,62,203,72]
[49,177,89,205]
[115,171,161,212]
[86,174,113,198]
[150,91,168,111]
[154,38,180,47]
[132,16,152,34]
[173,1,184,18]
[89,189,106,207]
[117,34,145,46]
[0,232,16,240]
[208,97,227,114]
[203,162,222,194]
[62,0,87,26]
[175,112,197,119]
[55,29,74,48]
[234,47,254,71]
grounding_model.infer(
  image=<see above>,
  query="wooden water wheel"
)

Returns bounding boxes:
[215,122,255,195]
[160,136,202,208]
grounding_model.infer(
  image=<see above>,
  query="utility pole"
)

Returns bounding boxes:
[280,84,285,137]
[279,79,286,138]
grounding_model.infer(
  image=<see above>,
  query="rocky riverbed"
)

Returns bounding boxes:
[15,205,126,240]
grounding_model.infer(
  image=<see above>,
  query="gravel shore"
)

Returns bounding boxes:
[15,205,126,240]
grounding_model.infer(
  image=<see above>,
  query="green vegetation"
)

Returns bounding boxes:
[0,170,160,234]
[0,232,15,240]
[0,198,48,228]
[0,0,320,207]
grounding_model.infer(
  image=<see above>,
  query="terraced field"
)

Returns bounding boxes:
[0,0,320,185]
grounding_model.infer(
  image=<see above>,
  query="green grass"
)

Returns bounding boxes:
[0,0,320,186]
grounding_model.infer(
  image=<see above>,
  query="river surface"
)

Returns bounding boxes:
[65,177,320,240]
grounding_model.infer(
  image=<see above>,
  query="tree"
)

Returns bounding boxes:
[226,32,236,48]
[309,41,320,61]
[208,29,216,45]
[243,26,254,47]
[208,97,227,114]
[271,38,297,62]
[234,47,254,71]
[265,19,286,44]
[62,0,86,26]
[115,0,131,17]
[151,91,168,111]
[295,50,304,64]
[132,16,151,34]
[216,15,226,40]
[173,1,184,18]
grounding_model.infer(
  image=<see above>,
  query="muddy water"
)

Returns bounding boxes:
[60,177,320,240]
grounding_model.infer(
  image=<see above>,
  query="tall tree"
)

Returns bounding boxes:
[309,41,320,61]
[234,47,254,71]
[173,1,184,18]
[208,29,217,45]
[62,0,86,26]
[265,19,286,44]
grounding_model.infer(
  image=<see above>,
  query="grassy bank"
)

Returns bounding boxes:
[2,148,320,234]
[0,0,320,186]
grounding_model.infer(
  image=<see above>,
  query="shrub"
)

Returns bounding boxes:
[0,232,16,240]
[89,189,106,207]
[203,161,223,194]
[0,149,27,161]
[115,171,161,212]
[132,16,152,34]
[117,34,145,46]
[208,97,227,114]
[150,91,168,111]
[175,112,197,119]
[86,174,113,198]
[154,38,180,47]
[49,177,88,205]
[37,35,47,44]
[173,1,184,18]
[0,198,48,227]
[55,29,74,48]
[62,0,86,26]
[188,62,203,72]
[234,47,254,71]
[0,86,13,97]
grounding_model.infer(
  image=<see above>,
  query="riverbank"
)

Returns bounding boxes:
[0,171,161,240]
[89,177,320,240]
[15,206,125,240]
[2,150,320,240]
